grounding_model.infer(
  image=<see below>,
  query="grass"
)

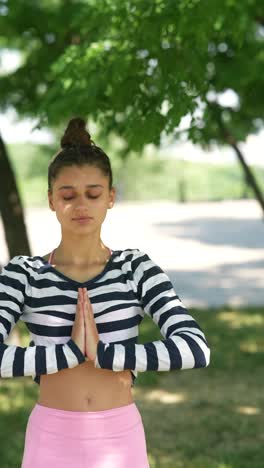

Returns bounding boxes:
[6,142,264,207]
[0,306,263,467]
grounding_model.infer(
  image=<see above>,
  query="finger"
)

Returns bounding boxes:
[77,289,84,318]
[83,288,92,312]
[82,288,90,315]
[81,289,88,324]
[79,288,83,304]
[76,293,81,319]
[83,289,91,317]
[82,289,87,307]
[85,290,92,306]
[77,288,81,308]
[82,289,96,334]
[83,287,88,300]
[82,287,87,301]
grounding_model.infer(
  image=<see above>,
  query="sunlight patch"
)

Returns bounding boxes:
[145,389,186,404]
[218,311,264,329]
[236,405,260,415]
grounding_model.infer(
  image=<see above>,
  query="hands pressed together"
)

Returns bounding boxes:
[71,287,100,362]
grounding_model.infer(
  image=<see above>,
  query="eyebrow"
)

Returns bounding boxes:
[58,184,104,190]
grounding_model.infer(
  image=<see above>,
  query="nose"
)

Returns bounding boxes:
[73,194,94,215]
[75,193,90,207]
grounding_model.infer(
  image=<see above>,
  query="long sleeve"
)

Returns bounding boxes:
[0,256,85,378]
[94,250,210,372]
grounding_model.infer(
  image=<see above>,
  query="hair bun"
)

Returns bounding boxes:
[60,117,94,148]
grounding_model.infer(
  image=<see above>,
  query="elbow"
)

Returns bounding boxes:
[198,345,211,368]
[204,345,211,367]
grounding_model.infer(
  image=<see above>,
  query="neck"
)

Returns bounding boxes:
[51,240,111,266]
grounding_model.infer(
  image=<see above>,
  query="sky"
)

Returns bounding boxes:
[0,49,263,167]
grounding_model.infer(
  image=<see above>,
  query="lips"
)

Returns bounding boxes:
[72,216,93,220]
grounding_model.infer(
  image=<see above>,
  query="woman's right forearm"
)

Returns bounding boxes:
[0,338,86,379]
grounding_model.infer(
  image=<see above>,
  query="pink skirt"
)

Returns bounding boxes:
[21,402,150,468]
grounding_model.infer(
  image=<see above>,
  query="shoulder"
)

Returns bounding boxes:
[1,255,45,279]
[123,249,167,281]
[115,248,154,275]
[0,256,31,291]
[9,255,44,268]
[114,248,149,264]
[1,255,26,273]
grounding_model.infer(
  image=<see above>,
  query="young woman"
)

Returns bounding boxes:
[0,117,210,467]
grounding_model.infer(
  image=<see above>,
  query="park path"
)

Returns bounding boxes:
[1,199,263,308]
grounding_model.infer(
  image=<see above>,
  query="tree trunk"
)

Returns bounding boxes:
[215,113,264,219]
[0,133,31,260]
[229,140,264,216]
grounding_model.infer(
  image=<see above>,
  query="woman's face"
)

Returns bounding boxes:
[48,164,115,235]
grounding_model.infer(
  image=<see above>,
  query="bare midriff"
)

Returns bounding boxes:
[38,361,134,412]
[37,251,134,412]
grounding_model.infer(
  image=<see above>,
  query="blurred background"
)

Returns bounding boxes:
[0,1,263,467]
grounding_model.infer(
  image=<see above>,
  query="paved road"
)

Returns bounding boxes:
[1,200,263,308]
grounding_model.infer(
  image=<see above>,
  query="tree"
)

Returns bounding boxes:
[0,0,263,254]
[34,0,263,211]
[0,135,31,258]
[0,0,88,257]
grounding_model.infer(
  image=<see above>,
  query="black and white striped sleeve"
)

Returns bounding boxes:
[0,257,85,379]
[94,250,210,372]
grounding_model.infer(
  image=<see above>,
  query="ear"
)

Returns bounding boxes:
[108,187,116,209]
[47,191,55,212]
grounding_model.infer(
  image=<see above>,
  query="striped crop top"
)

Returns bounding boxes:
[0,248,210,387]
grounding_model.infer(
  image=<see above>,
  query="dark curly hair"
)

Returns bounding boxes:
[48,117,113,193]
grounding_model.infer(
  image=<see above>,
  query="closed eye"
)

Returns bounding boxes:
[63,195,100,200]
